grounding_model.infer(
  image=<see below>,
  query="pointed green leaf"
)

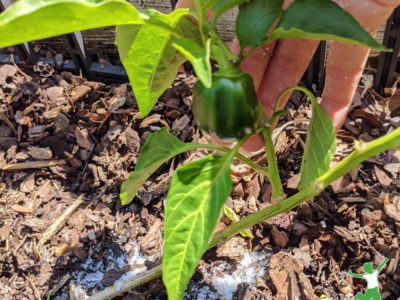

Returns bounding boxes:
[298,97,336,190]
[193,0,207,17]
[163,154,233,300]
[223,205,254,238]
[115,25,142,62]
[120,128,203,205]
[0,0,143,48]
[119,9,201,117]
[173,38,212,88]
[268,0,387,51]
[213,0,249,23]
[203,0,220,12]
[236,0,283,48]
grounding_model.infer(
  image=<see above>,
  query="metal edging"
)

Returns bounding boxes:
[304,41,327,91]
[374,6,400,92]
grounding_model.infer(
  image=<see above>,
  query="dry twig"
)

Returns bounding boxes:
[2,159,67,171]
[23,274,40,300]
[0,111,18,136]
[48,274,71,297]
[37,195,84,249]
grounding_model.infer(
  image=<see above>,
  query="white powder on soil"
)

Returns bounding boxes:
[70,241,148,299]
[64,242,270,300]
[185,250,271,300]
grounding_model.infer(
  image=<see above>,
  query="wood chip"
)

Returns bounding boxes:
[11,204,33,214]
[28,146,53,160]
[55,242,79,256]
[330,176,356,194]
[0,225,11,240]
[333,226,361,243]
[353,109,382,127]
[268,252,318,300]
[75,127,94,150]
[70,85,91,103]
[271,225,289,248]
[0,64,17,85]
[388,90,400,116]
[216,236,248,259]
[374,165,393,188]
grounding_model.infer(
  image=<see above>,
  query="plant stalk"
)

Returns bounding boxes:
[197,144,268,176]
[209,126,400,247]
[88,265,162,300]
[90,127,400,300]
[262,127,285,203]
[208,27,238,62]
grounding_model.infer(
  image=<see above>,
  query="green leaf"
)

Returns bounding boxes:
[163,154,233,300]
[0,0,143,48]
[213,0,249,24]
[203,0,220,12]
[120,128,203,205]
[298,97,336,190]
[223,205,254,238]
[115,25,142,62]
[193,0,207,18]
[236,0,282,49]
[268,0,386,51]
[173,38,212,88]
[119,9,200,117]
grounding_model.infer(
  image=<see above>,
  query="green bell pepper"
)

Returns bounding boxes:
[192,68,263,140]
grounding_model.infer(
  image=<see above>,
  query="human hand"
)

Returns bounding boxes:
[176,0,400,152]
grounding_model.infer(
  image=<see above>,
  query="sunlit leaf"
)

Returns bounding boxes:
[163,154,233,300]
[268,0,386,51]
[236,0,282,48]
[118,10,201,117]
[120,128,203,205]
[173,38,212,88]
[299,97,336,190]
[0,0,143,48]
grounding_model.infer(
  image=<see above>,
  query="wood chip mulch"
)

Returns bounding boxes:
[0,59,399,300]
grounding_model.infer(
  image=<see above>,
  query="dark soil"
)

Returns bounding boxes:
[0,57,399,300]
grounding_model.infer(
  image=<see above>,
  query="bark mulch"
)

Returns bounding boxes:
[0,58,399,300]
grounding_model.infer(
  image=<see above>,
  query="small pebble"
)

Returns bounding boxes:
[320,220,327,229]
[114,280,122,292]
[87,231,96,241]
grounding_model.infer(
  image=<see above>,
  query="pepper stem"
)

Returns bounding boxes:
[211,44,240,77]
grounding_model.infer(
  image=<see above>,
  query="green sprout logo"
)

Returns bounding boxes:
[348,258,388,300]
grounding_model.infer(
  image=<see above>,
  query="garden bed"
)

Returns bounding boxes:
[0,59,399,299]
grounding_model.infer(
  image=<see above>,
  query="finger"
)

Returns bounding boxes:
[175,0,194,9]
[321,0,400,131]
[254,0,316,117]
[240,39,319,152]
[238,0,317,152]
[231,38,277,91]
[235,0,295,90]
[257,39,319,118]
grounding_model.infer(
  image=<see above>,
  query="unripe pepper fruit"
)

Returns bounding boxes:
[192,68,264,140]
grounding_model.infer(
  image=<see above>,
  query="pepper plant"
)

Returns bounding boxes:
[0,1,399,299]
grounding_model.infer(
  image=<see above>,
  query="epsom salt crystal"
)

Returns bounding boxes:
[114,280,122,292]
